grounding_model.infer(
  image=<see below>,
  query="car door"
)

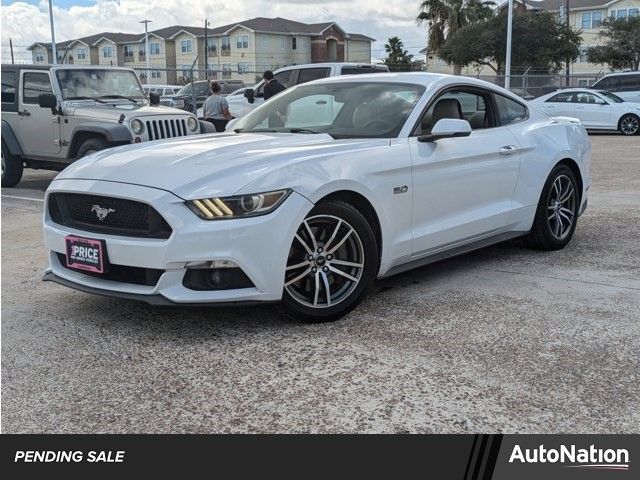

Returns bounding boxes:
[572,91,611,128]
[19,70,61,157]
[537,92,575,117]
[408,87,521,255]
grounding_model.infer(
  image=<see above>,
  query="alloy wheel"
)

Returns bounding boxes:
[547,174,576,240]
[620,115,639,135]
[285,214,365,308]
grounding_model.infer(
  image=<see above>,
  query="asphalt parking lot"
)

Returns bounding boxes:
[2,134,639,433]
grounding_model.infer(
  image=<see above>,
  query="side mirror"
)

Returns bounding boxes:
[149,92,160,106]
[418,118,472,142]
[596,98,607,105]
[243,88,255,104]
[38,93,59,114]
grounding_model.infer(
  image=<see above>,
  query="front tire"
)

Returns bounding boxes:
[525,164,579,250]
[281,200,378,322]
[1,142,23,188]
[77,137,109,158]
[619,114,639,136]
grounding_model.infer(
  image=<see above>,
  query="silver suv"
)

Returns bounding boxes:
[1,64,214,187]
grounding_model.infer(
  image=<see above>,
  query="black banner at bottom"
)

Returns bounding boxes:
[1,434,637,478]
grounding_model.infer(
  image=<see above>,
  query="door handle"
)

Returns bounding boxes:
[499,145,518,155]
[18,110,31,116]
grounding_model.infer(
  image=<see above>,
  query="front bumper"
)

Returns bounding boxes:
[43,179,313,304]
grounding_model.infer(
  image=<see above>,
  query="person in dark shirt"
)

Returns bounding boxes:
[262,70,286,101]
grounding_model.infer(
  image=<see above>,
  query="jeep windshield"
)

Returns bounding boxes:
[232,81,425,139]
[56,69,145,102]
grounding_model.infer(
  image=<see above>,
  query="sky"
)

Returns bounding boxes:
[0,0,428,63]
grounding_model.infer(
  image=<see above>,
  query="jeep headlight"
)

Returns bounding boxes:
[131,119,144,135]
[187,116,198,132]
[186,190,291,220]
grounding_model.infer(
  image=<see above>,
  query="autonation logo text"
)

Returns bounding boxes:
[509,444,630,471]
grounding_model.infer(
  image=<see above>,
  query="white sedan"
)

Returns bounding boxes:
[43,73,591,321]
[530,89,640,135]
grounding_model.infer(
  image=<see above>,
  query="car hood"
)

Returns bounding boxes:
[63,103,193,122]
[55,133,380,199]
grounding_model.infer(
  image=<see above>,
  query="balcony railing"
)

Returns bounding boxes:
[123,55,134,63]
[221,46,230,57]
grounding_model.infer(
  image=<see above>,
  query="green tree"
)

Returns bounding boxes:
[439,12,581,74]
[417,0,495,73]
[383,37,415,71]
[587,16,640,71]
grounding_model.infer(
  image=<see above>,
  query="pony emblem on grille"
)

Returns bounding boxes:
[91,205,116,221]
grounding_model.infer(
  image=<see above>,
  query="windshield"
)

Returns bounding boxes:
[176,82,211,97]
[597,90,624,103]
[56,69,145,100]
[232,81,425,139]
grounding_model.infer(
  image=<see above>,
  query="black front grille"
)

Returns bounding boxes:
[56,253,164,286]
[146,118,188,140]
[48,193,172,239]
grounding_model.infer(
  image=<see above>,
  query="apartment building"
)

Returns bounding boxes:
[28,17,375,84]
[423,0,639,76]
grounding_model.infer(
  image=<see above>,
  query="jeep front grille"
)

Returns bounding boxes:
[48,193,172,239]
[145,118,189,141]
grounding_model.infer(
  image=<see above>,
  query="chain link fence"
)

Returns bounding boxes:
[469,73,603,99]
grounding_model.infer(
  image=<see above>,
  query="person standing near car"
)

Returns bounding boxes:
[202,81,232,132]
[262,70,286,101]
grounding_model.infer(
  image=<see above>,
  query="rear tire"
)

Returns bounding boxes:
[77,137,109,158]
[619,114,639,136]
[525,164,579,250]
[281,200,379,322]
[1,142,23,188]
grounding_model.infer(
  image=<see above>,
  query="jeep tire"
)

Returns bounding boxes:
[77,137,110,158]
[1,141,24,188]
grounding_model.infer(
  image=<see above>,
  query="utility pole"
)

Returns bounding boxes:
[204,19,209,78]
[565,0,571,87]
[9,38,15,64]
[505,0,514,90]
[140,19,152,83]
[48,0,58,64]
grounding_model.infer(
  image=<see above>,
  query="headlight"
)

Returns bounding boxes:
[131,119,144,135]
[186,189,291,220]
[187,116,198,132]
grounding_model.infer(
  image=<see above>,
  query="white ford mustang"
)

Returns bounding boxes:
[43,73,591,321]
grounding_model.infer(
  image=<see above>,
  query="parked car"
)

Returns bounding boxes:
[221,62,390,119]
[591,71,640,103]
[530,88,640,135]
[142,84,182,106]
[1,64,214,187]
[169,79,245,113]
[42,73,590,321]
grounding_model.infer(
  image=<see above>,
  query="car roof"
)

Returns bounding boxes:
[597,71,640,78]
[276,62,387,72]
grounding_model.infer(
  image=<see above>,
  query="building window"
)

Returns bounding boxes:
[102,46,113,58]
[300,37,307,49]
[150,42,160,55]
[292,37,297,50]
[280,36,286,49]
[76,48,87,60]
[221,36,230,55]
[630,8,639,17]
[181,39,192,53]
[35,53,45,63]
[617,9,628,19]
[151,70,162,79]
[222,63,231,78]
[592,11,602,27]
[581,10,604,29]
[261,35,268,48]
[237,62,250,74]
[123,44,135,60]
[207,38,217,56]
[236,35,248,49]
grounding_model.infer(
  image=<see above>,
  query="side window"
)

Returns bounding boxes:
[547,92,573,102]
[273,70,292,88]
[494,94,528,125]
[22,72,53,105]
[414,89,493,135]
[1,71,17,105]
[571,92,599,104]
[620,74,640,92]
[296,68,330,85]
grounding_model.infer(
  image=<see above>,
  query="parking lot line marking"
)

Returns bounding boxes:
[1,194,44,203]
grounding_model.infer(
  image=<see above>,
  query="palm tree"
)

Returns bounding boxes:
[417,0,495,74]
[384,37,414,71]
